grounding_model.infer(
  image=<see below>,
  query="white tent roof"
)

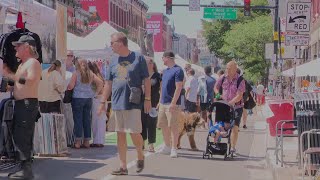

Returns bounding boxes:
[154,52,206,77]
[67,22,140,53]
[282,58,320,77]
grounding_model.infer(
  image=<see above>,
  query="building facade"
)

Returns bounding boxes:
[172,34,189,60]
[146,13,172,52]
[78,0,148,43]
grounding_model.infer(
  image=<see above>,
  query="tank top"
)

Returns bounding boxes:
[72,71,95,98]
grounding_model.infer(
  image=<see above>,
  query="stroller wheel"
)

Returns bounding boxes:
[230,152,234,159]
[202,152,206,159]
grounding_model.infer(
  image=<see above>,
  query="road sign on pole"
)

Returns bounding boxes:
[285,34,309,46]
[286,2,311,32]
[203,8,237,20]
[189,0,200,11]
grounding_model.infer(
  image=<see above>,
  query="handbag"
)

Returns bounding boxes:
[244,94,256,109]
[129,86,142,105]
[63,89,73,103]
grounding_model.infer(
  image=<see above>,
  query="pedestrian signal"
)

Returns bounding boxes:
[244,0,250,16]
[166,0,172,15]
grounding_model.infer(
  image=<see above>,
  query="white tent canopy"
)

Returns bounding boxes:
[154,52,207,77]
[67,22,140,57]
[282,59,320,77]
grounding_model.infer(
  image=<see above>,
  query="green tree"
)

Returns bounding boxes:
[220,15,273,82]
[203,0,270,60]
[202,0,273,82]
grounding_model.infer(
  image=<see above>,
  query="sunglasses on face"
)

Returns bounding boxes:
[111,40,120,45]
[67,55,74,57]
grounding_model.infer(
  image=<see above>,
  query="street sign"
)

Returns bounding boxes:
[285,34,309,46]
[273,32,285,42]
[286,2,311,32]
[189,0,200,11]
[203,8,237,20]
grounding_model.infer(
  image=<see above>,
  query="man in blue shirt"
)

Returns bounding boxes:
[157,51,184,158]
[98,32,151,175]
[197,66,216,128]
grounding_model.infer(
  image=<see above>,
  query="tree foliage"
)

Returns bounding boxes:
[202,0,273,83]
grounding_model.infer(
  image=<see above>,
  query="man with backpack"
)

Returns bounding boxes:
[214,60,245,154]
[197,66,216,128]
[240,71,256,129]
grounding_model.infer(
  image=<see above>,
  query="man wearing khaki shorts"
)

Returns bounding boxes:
[98,32,151,175]
[158,51,184,158]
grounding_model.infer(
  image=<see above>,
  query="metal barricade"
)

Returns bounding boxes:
[275,120,298,167]
[299,129,320,180]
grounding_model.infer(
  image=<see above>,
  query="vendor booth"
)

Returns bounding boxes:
[67,21,140,59]
[154,52,208,77]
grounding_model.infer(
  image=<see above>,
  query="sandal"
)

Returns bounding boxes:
[90,144,98,147]
[73,142,81,149]
[80,144,90,148]
[96,144,104,148]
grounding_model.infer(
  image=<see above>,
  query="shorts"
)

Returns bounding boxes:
[234,108,243,127]
[108,109,142,133]
[157,104,180,128]
[200,103,210,111]
[185,100,197,113]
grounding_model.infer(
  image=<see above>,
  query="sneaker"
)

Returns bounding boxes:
[158,145,171,155]
[8,161,34,180]
[212,143,220,151]
[230,147,236,153]
[170,148,178,158]
[111,168,128,175]
[243,125,247,129]
[136,159,144,173]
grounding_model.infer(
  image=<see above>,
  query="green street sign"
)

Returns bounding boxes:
[203,8,237,20]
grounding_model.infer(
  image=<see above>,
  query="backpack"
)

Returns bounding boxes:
[218,75,245,106]
[219,75,244,95]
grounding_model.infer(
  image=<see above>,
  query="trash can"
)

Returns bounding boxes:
[266,100,294,137]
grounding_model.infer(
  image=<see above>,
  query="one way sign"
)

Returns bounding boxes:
[286,2,311,32]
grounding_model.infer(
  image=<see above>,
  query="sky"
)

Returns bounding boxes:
[143,0,242,38]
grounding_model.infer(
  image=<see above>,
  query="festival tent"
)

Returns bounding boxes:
[154,52,211,77]
[67,22,140,58]
[282,59,320,77]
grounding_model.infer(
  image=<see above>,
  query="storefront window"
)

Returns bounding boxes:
[35,0,56,9]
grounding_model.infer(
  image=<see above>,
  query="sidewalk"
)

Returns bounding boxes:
[0,108,274,180]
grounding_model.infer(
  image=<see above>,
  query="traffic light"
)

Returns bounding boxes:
[244,0,250,16]
[166,0,172,15]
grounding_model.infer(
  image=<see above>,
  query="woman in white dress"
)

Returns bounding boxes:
[89,62,107,147]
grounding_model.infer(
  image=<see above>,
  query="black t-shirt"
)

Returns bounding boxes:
[150,72,162,107]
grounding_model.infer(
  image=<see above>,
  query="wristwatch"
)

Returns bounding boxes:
[144,97,151,101]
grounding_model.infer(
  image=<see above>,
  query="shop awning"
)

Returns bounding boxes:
[282,58,320,77]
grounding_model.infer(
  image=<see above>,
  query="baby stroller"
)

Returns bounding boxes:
[202,101,235,160]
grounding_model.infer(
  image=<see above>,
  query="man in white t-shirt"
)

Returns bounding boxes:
[256,83,265,106]
[185,68,198,112]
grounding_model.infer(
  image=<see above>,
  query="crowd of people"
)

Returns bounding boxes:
[2,32,267,179]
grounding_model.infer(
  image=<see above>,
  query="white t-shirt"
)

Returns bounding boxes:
[184,75,199,102]
[257,84,265,95]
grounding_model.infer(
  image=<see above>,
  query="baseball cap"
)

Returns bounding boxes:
[163,51,175,59]
[12,35,36,47]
